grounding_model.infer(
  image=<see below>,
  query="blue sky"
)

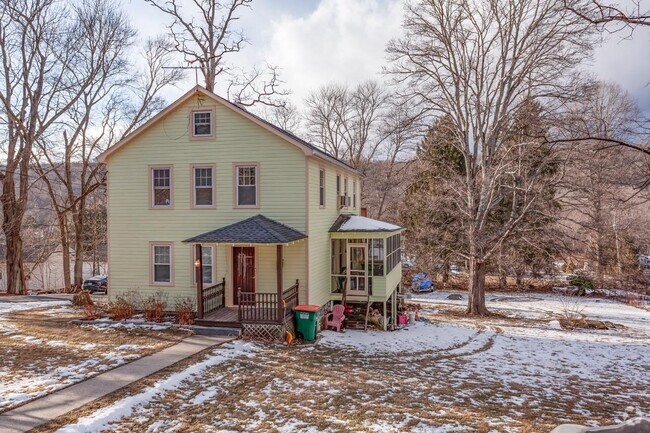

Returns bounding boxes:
[124,0,650,113]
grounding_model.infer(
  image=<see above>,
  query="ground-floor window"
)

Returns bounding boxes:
[151,243,173,285]
[194,245,214,285]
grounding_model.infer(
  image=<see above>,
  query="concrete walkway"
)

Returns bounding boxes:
[0,335,234,433]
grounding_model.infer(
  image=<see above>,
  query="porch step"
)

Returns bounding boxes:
[191,325,241,337]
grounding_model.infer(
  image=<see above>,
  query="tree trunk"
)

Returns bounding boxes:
[515,270,524,287]
[1,177,27,295]
[467,257,488,315]
[72,207,85,288]
[4,234,26,294]
[57,213,72,291]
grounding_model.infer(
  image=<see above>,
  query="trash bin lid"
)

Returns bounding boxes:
[294,304,321,312]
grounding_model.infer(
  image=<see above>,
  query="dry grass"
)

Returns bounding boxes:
[0,305,188,413]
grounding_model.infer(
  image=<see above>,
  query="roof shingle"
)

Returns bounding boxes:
[183,215,307,244]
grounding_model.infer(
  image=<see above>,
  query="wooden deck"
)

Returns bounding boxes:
[196,307,241,328]
[196,306,295,328]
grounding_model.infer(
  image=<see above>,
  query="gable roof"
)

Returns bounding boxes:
[329,214,403,233]
[97,86,359,175]
[183,215,307,244]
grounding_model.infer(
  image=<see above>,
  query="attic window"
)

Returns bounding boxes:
[193,110,212,137]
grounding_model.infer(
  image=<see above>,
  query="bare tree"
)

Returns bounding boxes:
[257,101,302,134]
[560,83,650,283]
[143,0,287,105]
[304,81,388,171]
[388,0,594,314]
[32,27,181,290]
[363,101,420,221]
[0,0,107,293]
[566,0,649,28]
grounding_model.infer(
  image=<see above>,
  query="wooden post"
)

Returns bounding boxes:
[221,277,226,308]
[276,244,283,323]
[237,288,242,322]
[195,244,203,320]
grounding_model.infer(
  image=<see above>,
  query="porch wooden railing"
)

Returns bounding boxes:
[201,278,226,317]
[238,280,300,324]
[282,280,299,319]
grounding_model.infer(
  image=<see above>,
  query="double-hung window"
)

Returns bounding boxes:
[235,164,258,207]
[353,180,357,208]
[152,243,173,285]
[344,177,349,206]
[192,110,213,137]
[319,169,326,207]
[152,167,172,208]
[193,166,215,207]
[194,245,214,285]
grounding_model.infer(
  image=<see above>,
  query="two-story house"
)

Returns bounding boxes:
[98,86,403,337]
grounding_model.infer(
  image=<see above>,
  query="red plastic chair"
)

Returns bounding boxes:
[325,304,346,332]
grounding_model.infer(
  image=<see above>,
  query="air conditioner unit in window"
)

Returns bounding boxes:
[337,195,347,209]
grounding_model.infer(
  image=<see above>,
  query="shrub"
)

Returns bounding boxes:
[568,273,595,295]
[83,303,101,320]
[72,290,93,307]
[142,291,168,323]
[174,297,195,326]
[108,293,138,321]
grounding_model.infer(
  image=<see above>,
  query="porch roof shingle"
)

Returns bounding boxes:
[183,215,307,244]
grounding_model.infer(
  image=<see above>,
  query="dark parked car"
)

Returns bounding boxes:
[83,275,108,294]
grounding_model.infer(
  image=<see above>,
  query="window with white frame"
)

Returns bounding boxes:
[194,166,214,207]
[152,167,172,207]
[353,180,357,208]
[152,244,172,284]
[344,177,349,206]
[236,165,258,207]
[192,111,212,136]
[336,174,341,199]
[319,169,325,207]
[194,245,214,285]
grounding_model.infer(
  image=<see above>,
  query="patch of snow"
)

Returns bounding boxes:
[318,321,479,355]
[55,341,259,433]
[114,344,145,351]
[337,215,401,232]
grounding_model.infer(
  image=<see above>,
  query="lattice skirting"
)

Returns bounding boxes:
[242,321,295,341]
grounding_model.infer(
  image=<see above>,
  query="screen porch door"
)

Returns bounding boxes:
[346,244,367,295]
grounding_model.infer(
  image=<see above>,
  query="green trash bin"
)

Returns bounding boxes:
[294,305,321,341]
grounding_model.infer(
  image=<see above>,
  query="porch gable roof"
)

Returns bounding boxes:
[329,214,403,233]
[183,215,307,244]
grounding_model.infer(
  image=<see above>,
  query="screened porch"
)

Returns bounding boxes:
[329,215,403,302]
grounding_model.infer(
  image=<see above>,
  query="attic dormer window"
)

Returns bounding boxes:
[192,110,212,137]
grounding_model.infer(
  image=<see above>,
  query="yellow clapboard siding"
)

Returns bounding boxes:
[106,90,362,311]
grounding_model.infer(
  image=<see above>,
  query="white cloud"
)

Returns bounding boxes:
[264,0,404,106]
[592,29,650,113]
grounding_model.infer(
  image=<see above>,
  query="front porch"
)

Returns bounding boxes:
[195,279,299,328]
[184,215,305,331]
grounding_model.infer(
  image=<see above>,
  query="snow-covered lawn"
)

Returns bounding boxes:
[0,298,187,412]
[43,292,649,433]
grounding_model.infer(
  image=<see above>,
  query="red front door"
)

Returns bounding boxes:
[233,247,255,305]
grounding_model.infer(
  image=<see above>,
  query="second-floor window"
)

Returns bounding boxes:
[236,164,258,207]
[353,180,357,208]
[193,166,214,207]
[319,169,325,207]
[192,110,212,137]
[152,167,172,208]
[344,177,349,204]
[336,174,341,201]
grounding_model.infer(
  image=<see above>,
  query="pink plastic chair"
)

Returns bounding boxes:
[325,304,346,332]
